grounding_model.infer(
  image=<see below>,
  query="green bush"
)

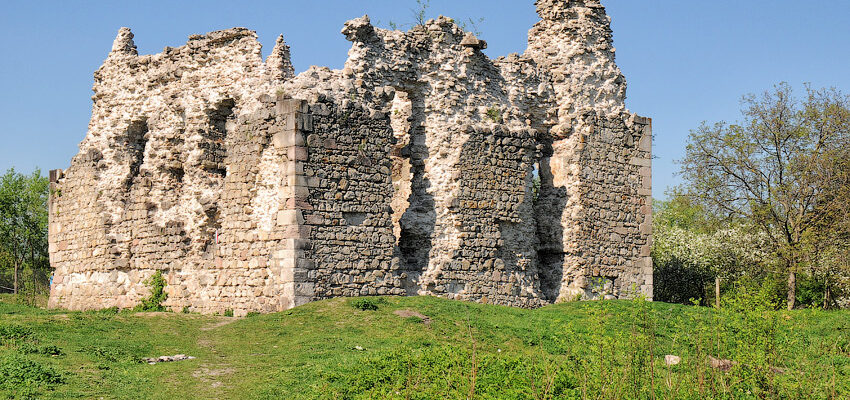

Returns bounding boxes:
[653,256,714,305]
[0,325,32,344]
[794,272,840,309]
[224,309,234,317]
[133,271,167,312]
[351,298,380,311]
[17,342,63,356]
[76,345,141,364]
[0,354,64,390]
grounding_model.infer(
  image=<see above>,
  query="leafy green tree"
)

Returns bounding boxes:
[801,139,850,308]
[680,83,850,309]
[0,168,49,295]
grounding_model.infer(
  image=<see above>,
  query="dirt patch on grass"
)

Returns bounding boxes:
[133,311,173,317]
[200,318,242,331]
[192,366,235,378]
[192,365,235,390]
[394,309,431,326]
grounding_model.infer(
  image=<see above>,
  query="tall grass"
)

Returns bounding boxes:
[327,290,847,399]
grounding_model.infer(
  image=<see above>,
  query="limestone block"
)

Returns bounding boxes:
[277,210,304,226]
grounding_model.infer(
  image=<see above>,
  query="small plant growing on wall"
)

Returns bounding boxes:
[381,0,485,36]
[459,17,485,36]
[134,271,167,312]
[485,106,501,123]
[412,0,430,26]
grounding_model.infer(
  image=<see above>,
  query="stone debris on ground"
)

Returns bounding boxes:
[144,354,196,365]
[708,356,736,372]
[664,354,680,366]
[707,356,787,375]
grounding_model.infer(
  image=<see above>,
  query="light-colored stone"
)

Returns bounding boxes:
[48,0,651,314]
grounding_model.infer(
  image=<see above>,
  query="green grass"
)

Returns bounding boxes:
[0,293,847,399]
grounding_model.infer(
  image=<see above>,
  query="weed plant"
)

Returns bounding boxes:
[133,271,167,312]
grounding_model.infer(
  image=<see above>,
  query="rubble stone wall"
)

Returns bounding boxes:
[49,0,652,315]
[301,98,400,300]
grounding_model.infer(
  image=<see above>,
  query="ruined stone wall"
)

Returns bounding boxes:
[449,125,542,306]
[49,0,652,314]
[575,115,652,299]
[301,98,401,299]
[48,28,297,314]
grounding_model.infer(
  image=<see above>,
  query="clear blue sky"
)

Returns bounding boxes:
[1,1,848,199]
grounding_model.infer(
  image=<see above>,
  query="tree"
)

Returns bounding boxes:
[680,83,850,309]
[803,140,850,308]
[0,168,49,295]
[652,192,772,306]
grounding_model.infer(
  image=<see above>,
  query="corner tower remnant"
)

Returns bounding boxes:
[48,0,652,315]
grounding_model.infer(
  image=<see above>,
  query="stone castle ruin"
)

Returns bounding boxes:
[48,0,652,315]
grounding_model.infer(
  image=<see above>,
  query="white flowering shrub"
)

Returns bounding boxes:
[652,198,774,305]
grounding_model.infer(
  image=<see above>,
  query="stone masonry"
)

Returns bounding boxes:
[48,0,652,315]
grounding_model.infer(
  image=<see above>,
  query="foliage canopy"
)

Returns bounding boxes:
[677,83,850,309]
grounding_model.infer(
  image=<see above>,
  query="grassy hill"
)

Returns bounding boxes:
[0,294,847,399]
